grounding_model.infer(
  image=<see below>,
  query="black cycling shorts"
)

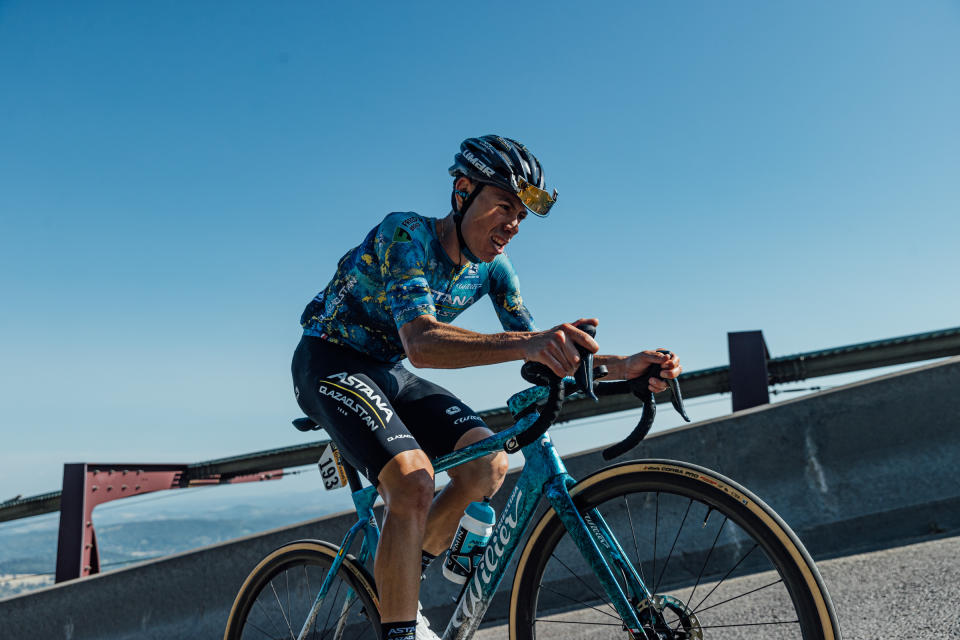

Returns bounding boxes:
[291,335,488,484]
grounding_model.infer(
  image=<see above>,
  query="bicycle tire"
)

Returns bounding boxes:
[510,459,841,640]
[224,539,380,640]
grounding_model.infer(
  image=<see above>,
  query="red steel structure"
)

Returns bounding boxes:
[54,463,281,583]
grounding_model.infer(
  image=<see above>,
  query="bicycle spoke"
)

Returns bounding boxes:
[253,592,287,639]
[536,582,622,622]
[547,553,619,616]
[335,596,369,640]
[269,580,297,640]
[534,618,624,627]
[697,619,800,629]
[672,513,728,634]
[317,576,345,637]
[622,494,648,588]
[690,543,759,613]
[654,497,692,593]
[693,577,784,615]
[330,587,370,640]
[304,565,317,640]
[286,567,292,635]
[244,616,283,638]
[652,491,659,594]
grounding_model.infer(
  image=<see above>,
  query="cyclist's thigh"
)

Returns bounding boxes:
[392,368,488,460]
[291,335,425,484]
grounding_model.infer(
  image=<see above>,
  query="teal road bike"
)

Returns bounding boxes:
[224,327,841,640]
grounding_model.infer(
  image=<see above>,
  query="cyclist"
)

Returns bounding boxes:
[292,135,682,640]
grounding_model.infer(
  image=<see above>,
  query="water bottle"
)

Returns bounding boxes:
[442,497,496,584]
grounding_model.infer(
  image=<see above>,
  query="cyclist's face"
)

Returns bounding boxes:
[458,180,527,263]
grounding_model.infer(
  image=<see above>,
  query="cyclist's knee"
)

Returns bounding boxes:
[453,450,507,495]
[377,450,435,517]
[491,450,508,483]
[448,426,508,497]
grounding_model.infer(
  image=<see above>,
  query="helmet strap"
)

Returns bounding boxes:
[452,183,484,264]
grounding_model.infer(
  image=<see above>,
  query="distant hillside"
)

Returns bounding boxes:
[0,486,358,600]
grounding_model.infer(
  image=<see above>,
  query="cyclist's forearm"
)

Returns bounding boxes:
[401,319,533,369]
[596,354,628,380]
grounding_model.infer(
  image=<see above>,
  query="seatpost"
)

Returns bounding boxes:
[343,463,364,493]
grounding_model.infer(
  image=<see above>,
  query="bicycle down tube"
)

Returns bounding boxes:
[437,417,645,639]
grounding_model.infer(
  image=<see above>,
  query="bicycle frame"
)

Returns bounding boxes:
[302,387,656,640]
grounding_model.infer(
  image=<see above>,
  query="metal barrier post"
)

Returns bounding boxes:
[728,330,771,411]
[54,464,88,583]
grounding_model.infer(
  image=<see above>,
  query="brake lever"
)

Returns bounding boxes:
[522,322,599,397]
[512,322,598,452]
[573,322,598,401]
[644,349,690,421]
[601,350,690,460]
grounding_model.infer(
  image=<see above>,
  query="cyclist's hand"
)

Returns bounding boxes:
[624,350,682,393]
[524,319,599,378]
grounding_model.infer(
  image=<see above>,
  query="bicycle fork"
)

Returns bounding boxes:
[544,475,660,639]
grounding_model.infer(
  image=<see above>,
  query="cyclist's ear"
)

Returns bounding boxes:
[453,176,475,210]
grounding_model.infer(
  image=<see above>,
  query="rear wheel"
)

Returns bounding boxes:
[224,539,380,640]
[510,460,841,639]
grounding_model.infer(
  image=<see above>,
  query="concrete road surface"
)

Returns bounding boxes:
[473,534,960,639]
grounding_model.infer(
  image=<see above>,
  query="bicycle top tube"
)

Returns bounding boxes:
[346,409,542,510]
[432,368,662,474]
[430,405,541,474]
[422,376,580,475]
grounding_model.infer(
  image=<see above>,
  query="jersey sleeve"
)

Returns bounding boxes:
[375,213,437,329]
[488,254,537,332]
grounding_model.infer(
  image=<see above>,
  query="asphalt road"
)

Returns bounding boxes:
[473,533,960,639]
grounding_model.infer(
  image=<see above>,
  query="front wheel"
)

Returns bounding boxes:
[510,460,841,639]
[224,539,380,640]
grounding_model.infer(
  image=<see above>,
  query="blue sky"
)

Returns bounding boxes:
[1,0,958,499]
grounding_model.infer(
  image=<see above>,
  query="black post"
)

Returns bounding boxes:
[728,331,771,411]
[54,463,87,583]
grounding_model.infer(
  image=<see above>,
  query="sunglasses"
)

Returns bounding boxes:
[515,176,558,217]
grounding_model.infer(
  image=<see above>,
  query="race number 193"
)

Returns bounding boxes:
[318,443,348,490]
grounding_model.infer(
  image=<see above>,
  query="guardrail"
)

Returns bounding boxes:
[480,324,960,427]
[4,355,959,639]
[3,325,959,527]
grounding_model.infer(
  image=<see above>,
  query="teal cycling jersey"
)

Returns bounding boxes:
[300,212,537,363]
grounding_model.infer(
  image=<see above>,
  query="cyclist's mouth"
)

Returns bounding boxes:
[491,235,508,254]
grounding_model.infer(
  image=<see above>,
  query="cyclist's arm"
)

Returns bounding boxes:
[399,316,530,368]
[595,352,682,392]
[399,316,597,376]
[595,355,629,380]
[487,254,537,332]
